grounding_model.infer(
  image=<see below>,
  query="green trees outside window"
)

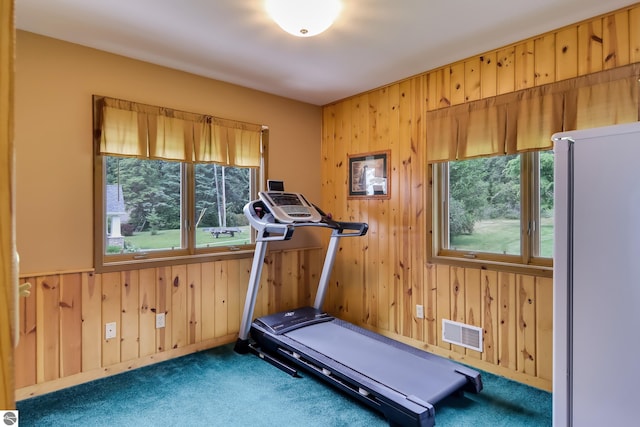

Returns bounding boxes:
[435,151,553,267]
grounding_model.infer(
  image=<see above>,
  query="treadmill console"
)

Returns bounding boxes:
[258,191,323,223]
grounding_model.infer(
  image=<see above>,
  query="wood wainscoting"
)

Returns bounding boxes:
[15,248,552,398]
[14,248,323,399]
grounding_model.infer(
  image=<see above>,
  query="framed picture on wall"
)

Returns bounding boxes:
[348,150,390,199]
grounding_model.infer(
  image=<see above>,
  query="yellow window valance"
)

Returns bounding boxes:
[458,97,507,159]
[94,96,263,167]
[426,64,640,163]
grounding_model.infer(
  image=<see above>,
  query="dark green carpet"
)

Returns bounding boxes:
[17,345,551,426]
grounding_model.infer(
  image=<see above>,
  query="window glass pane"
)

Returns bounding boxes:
[105,156,182,254]
[194,164,252,248]
[537,150,554,258]
[447,155,521,255]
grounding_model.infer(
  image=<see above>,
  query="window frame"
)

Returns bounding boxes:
[429,151,553,275]
[94,130,267,274]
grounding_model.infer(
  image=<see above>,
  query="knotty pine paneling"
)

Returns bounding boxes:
[15,278,36,389]
[156,266,171,353]
[434,264,451,351]
[534,35,556,86]
[138,268,157,357]
[464,269,482,360]
[187,263,202,346]
[15,249,322,398]
[481,270,499,365]
[120,270,139,362]
[464,57,481,102]
[450,62,465,106]
[517,275,537,376]
[479,52,498,98]
[450,266,466,356]
[578,18,604,75]
[556,27,579,81]
[536,276,554,382]
[36,275,61,382]
[171,265,188,350]
[496,46,516,95]
[58,273,82,378]
[101,272,121,367]
[498,272,517,371]
[322,4,640,391]
[604,11,630,69]
[515,40,535,90]
[430,68,451,109]
[631,7,640,62]
[81,273,101,371]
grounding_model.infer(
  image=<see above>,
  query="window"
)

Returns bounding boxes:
[105,157,184,255]
[426,64,639,271]
[432,150,553,269]
[94,96,264,270]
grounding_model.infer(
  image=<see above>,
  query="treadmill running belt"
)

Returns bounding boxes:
[285,320,468,404]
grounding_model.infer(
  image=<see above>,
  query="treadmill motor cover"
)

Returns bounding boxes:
[254,306,334,335]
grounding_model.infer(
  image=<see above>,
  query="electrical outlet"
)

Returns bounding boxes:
[156,312,166,329]
[105,322,116,340]
[416,304,424,319]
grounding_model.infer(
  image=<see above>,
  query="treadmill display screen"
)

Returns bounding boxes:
[259,191,323,223]
[269,193,303,207]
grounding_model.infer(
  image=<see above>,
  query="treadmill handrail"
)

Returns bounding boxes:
[257,223,295,242]
[330,220,368,237]
[244,198,368,239]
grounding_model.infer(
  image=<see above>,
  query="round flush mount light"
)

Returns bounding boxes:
[265,0,342,37]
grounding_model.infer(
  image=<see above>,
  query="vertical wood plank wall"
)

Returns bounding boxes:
[14,249,323,399]
[0,0,15,410]
[321,4,640,391]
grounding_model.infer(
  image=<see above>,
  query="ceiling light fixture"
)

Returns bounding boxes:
[265,0,342,38]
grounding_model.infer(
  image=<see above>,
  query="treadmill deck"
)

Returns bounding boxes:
[284,319,469,405]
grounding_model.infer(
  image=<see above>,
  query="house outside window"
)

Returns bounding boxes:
[105,184,128,250]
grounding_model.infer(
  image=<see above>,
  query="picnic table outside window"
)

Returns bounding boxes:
[202,227,242,238]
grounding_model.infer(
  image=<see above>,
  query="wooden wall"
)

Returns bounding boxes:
[14,248,323,399]
[1,0,15,410]
[321,4,640,391]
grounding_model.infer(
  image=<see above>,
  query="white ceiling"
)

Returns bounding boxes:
[15,0,637,106]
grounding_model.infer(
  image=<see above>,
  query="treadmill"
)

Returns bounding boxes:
[234,187,482,427]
